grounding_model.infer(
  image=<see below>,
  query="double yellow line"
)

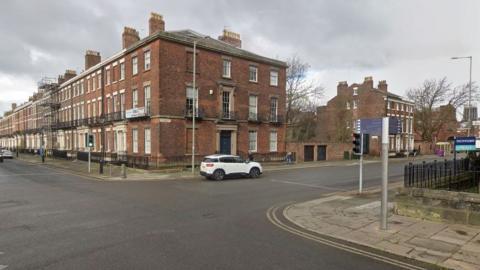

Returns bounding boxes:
[266,204,429,270]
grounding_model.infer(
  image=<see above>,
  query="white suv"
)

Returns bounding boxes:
[200,154,263,180]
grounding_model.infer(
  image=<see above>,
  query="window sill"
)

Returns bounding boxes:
[249,80,258,84]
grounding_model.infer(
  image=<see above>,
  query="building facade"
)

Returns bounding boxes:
[0,13,287,164]
[316,77,414,155]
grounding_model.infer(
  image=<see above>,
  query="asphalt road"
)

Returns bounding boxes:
[0,157,438,270]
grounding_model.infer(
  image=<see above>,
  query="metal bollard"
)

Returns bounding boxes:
[121,164,127,179]
[0,156,3,163]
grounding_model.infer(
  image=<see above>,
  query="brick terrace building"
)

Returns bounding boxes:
[0,13,287,164]
[316,77,414,155]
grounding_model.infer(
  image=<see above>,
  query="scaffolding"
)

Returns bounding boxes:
[38,77,60,154]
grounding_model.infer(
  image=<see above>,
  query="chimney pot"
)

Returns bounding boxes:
[378,80,388,92]
[363,76,373,88]
[149,12,165,35]
[85,50,101,70]
[122,26,140,49]
[218,28,242,48]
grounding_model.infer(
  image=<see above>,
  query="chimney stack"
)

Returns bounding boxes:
[64,70,77,81]
[11,103,17,111]
[122,27,140,49]
[378,80,388,92]
[85,50,101,70]
[363,76,373,88]
[149,12,165,35]
[218,29,242,48]
[337,81,348,94]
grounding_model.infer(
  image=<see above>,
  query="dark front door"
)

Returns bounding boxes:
[220,130,231,154]
[304,145,314,162]
[317,145,327,161]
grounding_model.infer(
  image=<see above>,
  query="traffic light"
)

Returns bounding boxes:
[353,133,361,155]
[87,134,94,148]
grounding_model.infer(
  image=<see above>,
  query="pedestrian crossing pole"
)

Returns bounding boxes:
[359,133,364,194]
[380,117,389,230]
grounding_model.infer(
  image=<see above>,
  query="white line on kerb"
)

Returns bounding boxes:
[0,173,68,177]
[0,265,8,270]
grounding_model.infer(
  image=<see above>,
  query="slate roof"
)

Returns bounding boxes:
[127,29,287,67]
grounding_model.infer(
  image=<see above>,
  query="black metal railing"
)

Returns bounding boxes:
[105,111,126,122]
[221,110,236,120]
[268,114,284,123]
[52,149,69,159]
[404,158,480,192]
[184,108,205,119]
[248,112,261,122]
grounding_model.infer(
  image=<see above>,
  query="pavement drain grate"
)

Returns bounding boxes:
[454,230,467,236]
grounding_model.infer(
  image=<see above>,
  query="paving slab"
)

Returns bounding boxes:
[284,192,480,270]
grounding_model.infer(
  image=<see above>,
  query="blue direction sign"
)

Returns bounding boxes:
[359,117,401,136]
[455,136,476,151]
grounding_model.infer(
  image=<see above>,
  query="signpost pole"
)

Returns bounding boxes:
[453,137,457,176]
[359,133,364,194]
[88,145,91,173]
[380,117,389,230]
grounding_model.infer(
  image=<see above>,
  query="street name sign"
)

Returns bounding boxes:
[455,136,476,151]
[358,117,401,136]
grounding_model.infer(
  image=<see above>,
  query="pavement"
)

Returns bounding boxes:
[14,153,441,181]
[283,189,480,270]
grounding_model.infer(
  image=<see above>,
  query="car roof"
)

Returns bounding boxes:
[204,154,239,159]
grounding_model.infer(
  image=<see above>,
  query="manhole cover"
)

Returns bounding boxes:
[455,230,467,236]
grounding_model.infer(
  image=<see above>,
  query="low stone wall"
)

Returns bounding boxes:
[394,187,480,226]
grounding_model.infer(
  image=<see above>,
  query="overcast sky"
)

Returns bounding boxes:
[1,0,479,115]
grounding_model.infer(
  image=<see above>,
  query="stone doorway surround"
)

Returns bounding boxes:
[215,124,237,155]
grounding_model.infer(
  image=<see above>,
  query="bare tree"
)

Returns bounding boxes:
[286,56,324,141]
[407,77,478,142]
[286,56,324,124]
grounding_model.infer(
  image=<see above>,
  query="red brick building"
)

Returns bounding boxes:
[316,77,414,155]
[0,12,287,164]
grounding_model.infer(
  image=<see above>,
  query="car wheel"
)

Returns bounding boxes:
[249,167,260,178]
[213,170,225,181]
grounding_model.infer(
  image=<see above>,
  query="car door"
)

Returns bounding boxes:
[232,156,247,174]
[219,157,234,175]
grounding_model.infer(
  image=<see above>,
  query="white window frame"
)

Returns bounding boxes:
[269,130,278,152]
[144,51,151,70]
[248,130,257,152]
[270,71,279,86]
[144,128,151,154]
[248,95,258,120]
[249,66,258,82]
[132,57,138,75]
[132,128,138,153]
[353,100,358,109]
[144,85,151,114]
[222,59,231,78]
[120,62,125,80]
[106,70,111,85]
[132,89,138,108]
[353,87,358,96]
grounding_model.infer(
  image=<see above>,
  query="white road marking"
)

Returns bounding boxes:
[0,173,68,177]
[0,265,7,270]
[270,179,347,191]
[351,201,381,210]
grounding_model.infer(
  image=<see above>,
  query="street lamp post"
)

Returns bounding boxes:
[451,56,473,136]
[191,40,197,174]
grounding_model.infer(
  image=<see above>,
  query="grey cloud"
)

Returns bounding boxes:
[0,0,479,115]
